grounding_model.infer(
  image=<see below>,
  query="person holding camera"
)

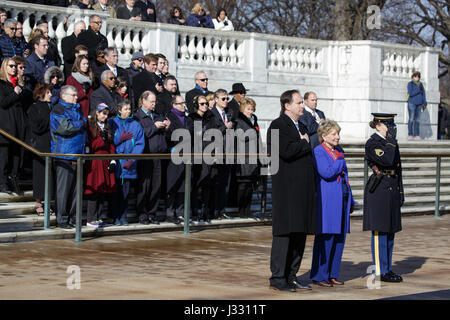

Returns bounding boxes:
[363,113,404,283]
[187,3,214,29]
[213,8,234,31]
[407,71,427,140]
[84,103,118,227]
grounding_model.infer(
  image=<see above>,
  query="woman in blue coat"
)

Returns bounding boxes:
[186,3,214,28]
[310,120,354,287]
[109,100,145,225]
[407,71,427,140]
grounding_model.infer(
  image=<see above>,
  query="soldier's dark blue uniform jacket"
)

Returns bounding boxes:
[363,133,403,233]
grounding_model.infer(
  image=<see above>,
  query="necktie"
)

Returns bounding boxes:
[295,122,300,131]
[222,111,226,123]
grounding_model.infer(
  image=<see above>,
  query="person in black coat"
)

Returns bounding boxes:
[235,98,260,218]
[90,70,123,117]
[207,89,235,219]
[188,95,213,221]
[27,83,54,215]
[155,75,178,116]
[61,21,86,79]
[76,16,108,63]
[132,53,162,106]
[267,89,316,292]
[117,0,142,21]
[0,58,24,194]
[165,95,193,224]
[135,0,156,22]
[185,71,212,114]
[134,90,169,225]
[363,113,404,283]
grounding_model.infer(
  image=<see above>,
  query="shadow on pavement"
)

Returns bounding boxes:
[381,289,450,300]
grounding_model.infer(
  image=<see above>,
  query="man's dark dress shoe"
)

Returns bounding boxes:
[269,284,296,292]
[329,278,344,285]
[312,280,333,287]
[291,280,312,290]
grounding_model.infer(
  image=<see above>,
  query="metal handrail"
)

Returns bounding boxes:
[0,128,446,242]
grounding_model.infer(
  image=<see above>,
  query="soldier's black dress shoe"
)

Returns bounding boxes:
[269,283,296,292]
[381,271,403,282]
[291,280,312,290]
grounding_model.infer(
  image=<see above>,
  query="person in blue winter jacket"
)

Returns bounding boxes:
[50,85,87,229]
[109,99,145,225]
[187,3,214,29]
[407,71,427,140]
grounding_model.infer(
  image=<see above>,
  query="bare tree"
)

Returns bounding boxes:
[333,0,387,40]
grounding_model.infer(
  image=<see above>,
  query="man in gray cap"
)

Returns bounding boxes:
[127,51,144,82]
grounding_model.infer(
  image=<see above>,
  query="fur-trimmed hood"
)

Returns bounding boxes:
[44,66,65,86]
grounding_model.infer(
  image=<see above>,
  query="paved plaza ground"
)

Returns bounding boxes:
[0,214,449,301]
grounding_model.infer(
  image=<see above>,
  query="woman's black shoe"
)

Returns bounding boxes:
[7,175,21,194]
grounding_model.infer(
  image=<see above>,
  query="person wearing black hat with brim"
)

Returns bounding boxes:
[227,83,249,121]
[363,113,404,283]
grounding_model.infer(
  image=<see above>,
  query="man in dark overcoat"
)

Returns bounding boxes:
[134,90,169,225]
[267,89,316,292]
[363,113,404,283]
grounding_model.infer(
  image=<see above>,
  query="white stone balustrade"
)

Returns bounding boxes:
[0,0,441,140]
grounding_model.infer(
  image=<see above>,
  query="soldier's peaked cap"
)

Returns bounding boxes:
[371,113,397,124]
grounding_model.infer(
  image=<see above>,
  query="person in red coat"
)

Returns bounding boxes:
[84,103,118,227]
[66,55,95,119]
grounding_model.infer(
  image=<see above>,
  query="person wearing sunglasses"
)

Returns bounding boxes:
[207,89,235,220]
[185,71,213,114]
[0,58,23,194]
[0,19,24,63]
[77,15,108,62]
[90,70,123,118]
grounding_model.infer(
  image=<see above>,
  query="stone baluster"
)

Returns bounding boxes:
[310,48,317,70]
[179,33,189,61]
[187,35,197,63]
[401,55,408,76]
[236,40,245,66]
[204,35,214,64]
[276,44,284,71]
[106,25,115,47]
[114,26,124,55]
[132,29,142,54]
[317,48,323,71]
[395,52,402,76]
[22,11,33,41]
[228,39,237,65]
[297,47,305,71]
[282,46,291,70]
[289,47,298,71]
[55,15,67,60]
[196,35,205,63]
[141,30,150,54]
[269,43,277,69]
[47,13,56,40]
[408,55,414,74]
[212,37,221,64]
[304,48,311,71]
[122,28,133,62]
[388,53,396,76]
[220,39,229,65]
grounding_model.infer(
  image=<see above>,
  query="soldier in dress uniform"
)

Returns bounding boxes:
[363,113,404,283]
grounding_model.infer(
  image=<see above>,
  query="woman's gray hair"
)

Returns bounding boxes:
[318,119,341,143]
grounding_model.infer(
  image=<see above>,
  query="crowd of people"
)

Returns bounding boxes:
[5,1,235,31]
[0,10,258,229]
